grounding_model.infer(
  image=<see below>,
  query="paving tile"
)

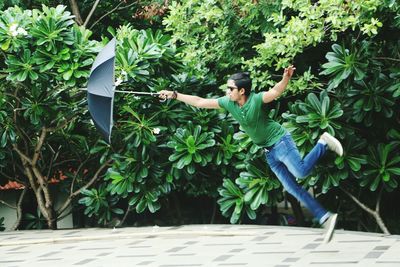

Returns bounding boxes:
[365,251,384,258]
[0,225,399,266]
[73,258,97,265]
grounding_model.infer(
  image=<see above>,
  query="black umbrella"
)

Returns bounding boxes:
[87,38,160,143]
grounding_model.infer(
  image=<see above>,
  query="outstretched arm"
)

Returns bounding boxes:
[158,90,220,109]
[262,65,296,104]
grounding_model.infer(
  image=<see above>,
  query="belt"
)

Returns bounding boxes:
[264,144,275,153]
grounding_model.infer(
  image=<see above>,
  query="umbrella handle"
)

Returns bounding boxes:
[80,88,166,102]
[80,88,162,96]
[115,90,167,102]
[114,90,160,96]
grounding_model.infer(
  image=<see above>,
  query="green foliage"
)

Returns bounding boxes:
[238,159,282,210]
[0,6,31,51]
[218,179,253,224]
[1,2,400,233]
[283,91,344,155]
[320,43,368,90]
[0,217,5,231]
[128,188,162,213]
[334,135,368,176]
[344,75,395,127]
[115,26,181,85]
[360,143,400,192]
[23,208,46,229]
[30,5,75,53]
[167,122,215,174]
[214,123,240,166]
[120,106,159,146]
[245,0,382,89]
[0,5,105,229]
[164,0,281,78]
[388,67,400,98]
[308,162,348,194]
[295,91,343,133]
[218,157,282,224]
[104,146,168,214]
[2,5,99,87]
[79,184,123,225]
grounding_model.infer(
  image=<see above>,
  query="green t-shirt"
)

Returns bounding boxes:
[217,92,286,148]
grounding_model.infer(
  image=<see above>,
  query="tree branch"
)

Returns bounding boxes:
[83,0,101,28]
[70,156,92,194]
[45,144,61,179]
[118,206,132,227]
[12,187,28,230]
[69,0,84,25]
[0,199,16,209]
[341,187,390,234]
[0,171,14,181]
[57,158,113,217]
[31,166,52,209]
[89,2,134,30]
[32,127,47,166]
[341,188,374,214]
[56,209,73,222]
[13,145,33,165]
[372,57,400,62]
[11,87,30,153]
[24,164,49,220]
[47,117,75,133]
[375,186,383,213]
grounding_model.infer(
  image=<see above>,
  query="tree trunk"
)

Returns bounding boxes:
[14,130,58,230]
[26,165,57,230]
[341,187,390,234]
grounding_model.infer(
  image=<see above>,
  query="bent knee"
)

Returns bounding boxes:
[291,169,311,179]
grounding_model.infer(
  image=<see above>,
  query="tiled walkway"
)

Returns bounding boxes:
[1,225,399,266]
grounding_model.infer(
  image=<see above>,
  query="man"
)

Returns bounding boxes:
[158,66,342,243]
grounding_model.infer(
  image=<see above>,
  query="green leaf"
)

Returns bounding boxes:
[63,70,73,80]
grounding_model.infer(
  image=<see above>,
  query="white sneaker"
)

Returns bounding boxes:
[322,213,338,243]
[320,132,343,156]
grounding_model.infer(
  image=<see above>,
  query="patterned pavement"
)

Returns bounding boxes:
[1,225,399,266]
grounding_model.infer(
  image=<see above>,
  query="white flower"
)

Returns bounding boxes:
[9,23,19,36]
[16,27,28,36]
[9,23,28,37]
[9,23,18,32]
[153,128,161,135]
[115,77,123,86]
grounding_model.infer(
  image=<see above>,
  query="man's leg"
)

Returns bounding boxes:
[277,134,327,179]
[266,155,328,224]
[266,138,338,243]
[267,158,337,242]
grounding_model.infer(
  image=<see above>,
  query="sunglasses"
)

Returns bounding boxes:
[227,86,238,91]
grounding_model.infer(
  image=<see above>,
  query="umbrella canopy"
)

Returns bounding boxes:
[86,38,162,143]
[87,38,116,144]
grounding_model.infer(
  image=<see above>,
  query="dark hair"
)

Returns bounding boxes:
[228,72,252,96]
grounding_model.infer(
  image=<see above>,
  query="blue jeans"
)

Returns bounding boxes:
[265,133,328,224]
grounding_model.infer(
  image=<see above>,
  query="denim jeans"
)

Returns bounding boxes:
[265,133,328,224]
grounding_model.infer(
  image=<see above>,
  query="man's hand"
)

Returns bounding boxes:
[157,90,220,109]
[158,90,175,100]
[262,65,296,104]
[283,65,296,80]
